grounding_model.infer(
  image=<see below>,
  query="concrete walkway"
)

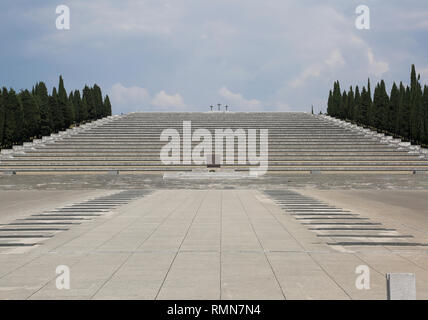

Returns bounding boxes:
[0,189,427,299]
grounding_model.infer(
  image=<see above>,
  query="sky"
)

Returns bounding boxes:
[1,0,428,114]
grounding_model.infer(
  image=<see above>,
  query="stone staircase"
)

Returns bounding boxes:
[1,112,428,174]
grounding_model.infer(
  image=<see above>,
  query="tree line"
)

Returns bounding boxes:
[0,76,112,149]
[327,65,428,146]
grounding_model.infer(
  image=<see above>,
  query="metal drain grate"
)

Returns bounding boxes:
[265,190,426,248]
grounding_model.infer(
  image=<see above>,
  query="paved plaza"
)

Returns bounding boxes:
[0,189,427,300]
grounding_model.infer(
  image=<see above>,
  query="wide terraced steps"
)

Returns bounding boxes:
[1,112,428,174]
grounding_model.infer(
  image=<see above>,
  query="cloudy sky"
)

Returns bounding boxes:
[1,0,428,114]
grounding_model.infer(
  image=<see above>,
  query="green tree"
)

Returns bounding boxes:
[339,90,348,120]
[397,84,411,138]
[408,65,423,143]
[353,86,361,122]
[2,88,15,147]
[360,86,371,125]
[92,84,104,118]
[103,95,112,117]
[0,79,112,147]
[50,87,64,132]
[2,88,24,146]
[69,91,77,124]
[330,81,341,117]
[81,96,89,122]
[327,90,333,115]
[422,85,428,145]
[0,89,4,146]
[33,82,52,134]
[11,89,24,144]
[366,79,374,126]
[347,87,355,121]
[20,89,41,139]
[58,75,74,128]
[83,85,96,120]
[373,80,389,131]
[73,90,86,123]
[389,83,400,134]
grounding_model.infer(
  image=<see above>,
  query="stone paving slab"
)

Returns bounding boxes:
[0,189,427,299]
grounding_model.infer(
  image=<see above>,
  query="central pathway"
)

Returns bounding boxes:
[1,189,428,299]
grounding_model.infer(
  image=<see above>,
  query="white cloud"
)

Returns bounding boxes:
[273,102,290,111]
[151,90,186,108]
[419,68,428,83]
[109,83,150,112]
[290,50,344,88]
[290,65,323,88]
[325,50,345,68]
[6,0,423,113]
[367,49,389,77]
[218,86,262,109]
[109,84,187,112]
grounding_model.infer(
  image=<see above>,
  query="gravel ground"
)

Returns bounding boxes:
[0,173,427,190]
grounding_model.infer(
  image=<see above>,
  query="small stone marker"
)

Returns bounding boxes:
[386,273,416,300]
[413,170,426,175]
[206,154,221,168]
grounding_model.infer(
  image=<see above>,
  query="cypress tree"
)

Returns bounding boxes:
[34,82,53,136]
[353,86,361,122]
[69,91,76,124]
[422,85,428,145]
[400,85,411,139]
[92,84,104,118]
[81,96,89,123]
[360,86,370,125]
[10,89,24,144]
[0,90,4,146]
[373,80,389,131]
[327,90,333,115]
[373,83,380,127]
[416,79,424,143]
[326,65,428,145]
[2,88,15,147]
[331,81,341,117]
[33,82,52,135]
[389,83,400,134]
[58,76,73,128]
[83,86,96,120]
[339,90,348,120]
[409,65,418,141]
[366,79,374,126]
[39,102,52,136]
[20,89,41,139]
[0,80,112,147]
[408,65,423,143]
[347,87,355,121]
[2,88,23,146]
[103,95,112,116]
[73,90,86,123]
[50,87,64,132]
